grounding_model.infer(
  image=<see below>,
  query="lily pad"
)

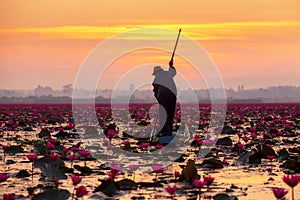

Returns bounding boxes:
[23,126,35,131]
[201,158,224,169]
[40,163,67,180]
[34,143,47,155]
[278,148,289,160]
[54,130,71,138]
[38,129,51,138]
[138,181,164,188]
[174,154,186,162]
[54,144,64,152]
[257,144,277,157]
[289,146,300,154]
[32,189,70,200]
[4,145,24,154]
[73,165,93,174]
[221,125,235,135]
[117,178,137,190]
[236,150,255,164]
[34,156,65,168]
[213,193,238,200]
[281,160,300,173]
[89,193,108,199]
[249,152,264,164]
[216,136,233,146]
[16,169,30,178]
[94,180,119,196]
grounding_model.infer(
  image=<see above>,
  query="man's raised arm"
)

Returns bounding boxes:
[168,60,176,77]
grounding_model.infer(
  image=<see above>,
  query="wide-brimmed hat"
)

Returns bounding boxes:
[152,66,163,75]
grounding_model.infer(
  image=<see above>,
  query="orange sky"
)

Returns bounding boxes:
[0,0,300,90]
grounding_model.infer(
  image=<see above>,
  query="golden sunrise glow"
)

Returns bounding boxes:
[1,21,299,40]
[0,0,300,89]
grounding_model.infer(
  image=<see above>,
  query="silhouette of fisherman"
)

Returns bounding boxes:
[152,60,177,137]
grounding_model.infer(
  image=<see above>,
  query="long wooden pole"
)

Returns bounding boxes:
[170,28,181,62]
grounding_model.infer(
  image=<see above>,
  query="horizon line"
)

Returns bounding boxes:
[1,84,300,91]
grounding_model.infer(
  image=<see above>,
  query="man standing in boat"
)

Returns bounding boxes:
[152,60,177,138]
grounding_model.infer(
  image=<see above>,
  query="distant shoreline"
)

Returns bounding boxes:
[0,96,300,104]
[1,85,300,104]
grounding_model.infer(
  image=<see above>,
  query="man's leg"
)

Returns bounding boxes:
[160,93,177,136]
[158,94,172,136]
[167,93,176,133]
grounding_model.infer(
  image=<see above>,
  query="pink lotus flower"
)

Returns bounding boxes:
[139,142,150,149]
[271,133,277,138]
[156,144,164,149]
[120,140,130,149]
[282,174,300,188]
[195,138,203,145]
[26,154,38,162]
[193,134,203,145]
[79,150,90,157]
[2,194,15,200]
[267,155,275,160]
[110,161,121,172]
[48,138,56,144]
[262,132,269,138]
[71,175,82,186]
[272,187,288,200]
[128,164,139,171]
[50,153,60,162]
[122,140,130,145]
[237,143,245,149]
[237,132,243,138]
[223,158,230,165]
[193,179,207,188]
[75,185,88,198]
[27,154,37,180]
[108,170,119,181]
[63,147,69,154]
[107,129,116,141]
[250,133,257,139]
[282,175,300,200]
[151,165,165,173]
[242,136,250,143]
[66,123,75,129]
[165,185,177,197]
[1,144,9,150]
[203,175,214,186]
[70,147,80,152]
[0,173,9,182]
[68,154,78,161]
[46,142,55,150]
[182,185,191,189]
[174,171,181,179]
[284,124,291,131]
